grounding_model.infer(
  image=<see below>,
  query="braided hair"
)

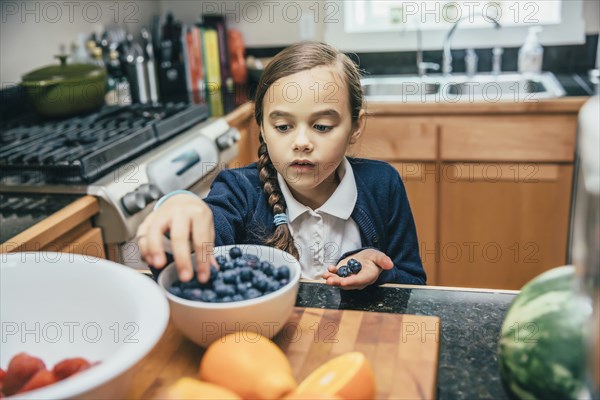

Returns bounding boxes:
[254,42,364,259]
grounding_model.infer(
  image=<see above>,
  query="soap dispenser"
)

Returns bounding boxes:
[518,26,544,75]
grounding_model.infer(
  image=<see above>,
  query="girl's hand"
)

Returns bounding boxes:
[322,249,394,290]
[136,194,217,283]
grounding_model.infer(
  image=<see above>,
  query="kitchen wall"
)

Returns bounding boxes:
[0,0,159,84]
[157,0,325,45]
[2,0,598,85]
[155,0,600,47]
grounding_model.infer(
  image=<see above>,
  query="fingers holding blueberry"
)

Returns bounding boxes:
[334,258,363,278]
[322,249,393,290]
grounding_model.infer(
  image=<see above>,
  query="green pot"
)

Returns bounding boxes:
[21,55,107,117]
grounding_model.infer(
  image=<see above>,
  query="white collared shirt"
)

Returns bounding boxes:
[276,157,362,279]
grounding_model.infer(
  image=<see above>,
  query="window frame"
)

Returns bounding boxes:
[323,0,585,53]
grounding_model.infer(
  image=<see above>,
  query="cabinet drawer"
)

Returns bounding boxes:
[352,116,437,161]
[440,115,576,162]
[59,227,106,259]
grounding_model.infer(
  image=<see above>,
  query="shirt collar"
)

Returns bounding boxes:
[277,157,357,223]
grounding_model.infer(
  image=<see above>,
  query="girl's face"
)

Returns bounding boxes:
[261,66,364,207]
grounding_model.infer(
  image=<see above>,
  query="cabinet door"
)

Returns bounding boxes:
[352,116,437,161]
[390,162,438,285]
[229,118,260,168]
[438,163,573,289]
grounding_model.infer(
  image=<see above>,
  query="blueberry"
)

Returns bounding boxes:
[239,267,253,282]
[220,296,233,303]
[347,258,358,268]
[215,284,236,298]
[259,260,272,271]
[215,255,228,267]
[229,246,243,259]
[168,286,183,297]
[236,283,249,294]
[266,279,281,292]
[212,278,225,288]
[222,270,238,284]
[232,294,245,302]
[221,260,234,271]
[262,264,275,277]
[245,288,262,299]
[279,278,289,286]
[348,259,362,274]
[234,258,247,269]
[252,269,266,279]
[180,278,200,290]
[209,264,219,282]
[201,289,218,302]
[183,288,203,301]
[242,254,260,264]
[276,265,290,280]
[252,276,269,292]
[337,266,350,278]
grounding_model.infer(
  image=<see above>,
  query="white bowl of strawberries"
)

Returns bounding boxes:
[0,252,169,399]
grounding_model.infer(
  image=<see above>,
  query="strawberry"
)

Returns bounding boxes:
[17,369,57,394]
[53,358,91,381]
[0,367,5,395]
[2,353,46,396]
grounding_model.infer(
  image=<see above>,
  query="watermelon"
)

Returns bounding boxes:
[498,266,592,400]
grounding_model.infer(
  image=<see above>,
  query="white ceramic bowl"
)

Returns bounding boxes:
[158,245,301,348]
[0,252,169,399]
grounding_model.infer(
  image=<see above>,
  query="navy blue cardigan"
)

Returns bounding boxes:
[203,157,426,285]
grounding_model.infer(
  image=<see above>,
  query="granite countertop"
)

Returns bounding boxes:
[295,282,517,400]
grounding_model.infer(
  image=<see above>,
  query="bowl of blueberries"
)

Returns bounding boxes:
[157,245,302,347]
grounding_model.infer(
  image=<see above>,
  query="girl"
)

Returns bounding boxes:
[137,41,426,290]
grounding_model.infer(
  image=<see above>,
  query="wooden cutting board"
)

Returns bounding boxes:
[128,307,440,399]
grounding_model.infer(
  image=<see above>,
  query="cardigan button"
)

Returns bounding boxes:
[372,235,379,243]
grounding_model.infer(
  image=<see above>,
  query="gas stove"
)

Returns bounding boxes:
[0,102,240,264]
[0,102,209,183]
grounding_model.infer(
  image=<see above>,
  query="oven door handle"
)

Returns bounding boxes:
[172,150,201,176]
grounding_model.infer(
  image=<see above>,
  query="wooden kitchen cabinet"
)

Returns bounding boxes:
[439,163,573,289]
[389,162,438,284]
[0,196,106,259]
[358,98,586,289]
[226,102,260,168]
[354,117,439,283]
[216,99,584,289]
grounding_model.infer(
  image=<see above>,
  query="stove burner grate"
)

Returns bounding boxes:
[0,102,208,183]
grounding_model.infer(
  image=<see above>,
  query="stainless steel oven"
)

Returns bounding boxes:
[0,102,240,268]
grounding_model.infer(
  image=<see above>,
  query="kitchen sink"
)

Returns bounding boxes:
[362,72,565,103]
[362,77,440,99]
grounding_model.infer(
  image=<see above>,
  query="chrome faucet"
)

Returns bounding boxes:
[492,46,504,75]
[442,14,501,76]
[416,26,440,77]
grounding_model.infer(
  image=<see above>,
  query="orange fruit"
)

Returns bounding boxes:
[199,333,296,399]
[160,377,240,399]
[284,391,343,400]
[295,352,376,400]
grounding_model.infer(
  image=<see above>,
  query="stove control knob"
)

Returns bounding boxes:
[216,127,241,150]
[121,192,146,215]
[137,183,162,203]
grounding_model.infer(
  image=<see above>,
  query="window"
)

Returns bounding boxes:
[324,0,585,52]
[345,1,562,33]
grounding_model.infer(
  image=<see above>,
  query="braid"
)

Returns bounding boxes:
[257,135,300,260]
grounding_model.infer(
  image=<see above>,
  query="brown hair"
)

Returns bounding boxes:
[254,41,364,259]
